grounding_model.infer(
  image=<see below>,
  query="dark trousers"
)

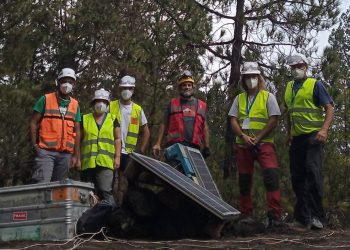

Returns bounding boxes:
[120,153,131,172]
[81,166,115,206]
[114,153,131,190]
[290,132,325,225]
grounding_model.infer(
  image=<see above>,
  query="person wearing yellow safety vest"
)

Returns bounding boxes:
[109,75,150,174]
[285,54,334,230]
[80,88,121,205]
[30,68,81,183]
[229,62,283,228]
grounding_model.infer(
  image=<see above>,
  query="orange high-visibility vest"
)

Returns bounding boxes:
[38,92,78,153]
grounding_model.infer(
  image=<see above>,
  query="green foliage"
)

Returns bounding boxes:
[0,84,36,186]
[320,9,350,226]
[0,0,211,186]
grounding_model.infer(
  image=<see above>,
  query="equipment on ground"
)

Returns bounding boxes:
[164,143,221,197]
[129,152,240,220]
[0,180,93,241]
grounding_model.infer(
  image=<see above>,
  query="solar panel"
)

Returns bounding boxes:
[129,153,240,220]
[184,147,222,198]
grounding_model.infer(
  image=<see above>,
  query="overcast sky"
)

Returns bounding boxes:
[317,0,350,52]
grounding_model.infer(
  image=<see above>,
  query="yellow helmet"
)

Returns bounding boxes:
[177,70,195,85]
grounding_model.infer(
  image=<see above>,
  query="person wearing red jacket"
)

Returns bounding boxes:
[152,70,210,158]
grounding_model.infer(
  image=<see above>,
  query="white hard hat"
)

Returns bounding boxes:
[119,75,136,87]
[92,88,110,102]
[57,68,76,81]
[287,54,308,66]
[241,62,261,75]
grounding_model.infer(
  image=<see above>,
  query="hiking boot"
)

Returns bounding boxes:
[288,220,311,232]
[265,211,287,229]
[311,217,324,230]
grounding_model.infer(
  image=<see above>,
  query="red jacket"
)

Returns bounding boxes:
[167,97,206,147]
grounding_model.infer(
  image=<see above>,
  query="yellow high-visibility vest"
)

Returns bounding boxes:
[81,113,115,170]
[284,78,324,136]
[109,100,141,153]
[236,90,273,144]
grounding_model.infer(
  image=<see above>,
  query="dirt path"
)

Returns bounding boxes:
[1,229,350,250]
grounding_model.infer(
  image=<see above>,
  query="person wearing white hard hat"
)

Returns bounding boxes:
[30,68,81,183]
[228,62,283,228]
[109,75,150,176]
[152,70,210,159]
[80,88,121,205]
[284,54,334,230]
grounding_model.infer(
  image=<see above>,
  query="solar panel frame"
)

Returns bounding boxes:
[130,153,240,220]
[184,146,222,198]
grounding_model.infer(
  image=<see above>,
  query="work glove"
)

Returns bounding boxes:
[201,147,211,159]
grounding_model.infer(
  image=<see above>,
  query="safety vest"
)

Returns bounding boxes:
[284,78,324,136]
[236,90,273,144]
[38,92,78,153]
[167,97,206,147]
[109,100,141,153]
[81,113,115,170]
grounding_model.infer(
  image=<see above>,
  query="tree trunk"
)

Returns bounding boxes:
[224,0,245,178]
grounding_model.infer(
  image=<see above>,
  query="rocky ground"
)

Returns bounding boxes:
[1,228,350,250]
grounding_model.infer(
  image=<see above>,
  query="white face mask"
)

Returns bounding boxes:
[245,77,258,89]
[60,82,73,94]
[292,68,306,80]
[94,102,108,114]
[121,89,133,100]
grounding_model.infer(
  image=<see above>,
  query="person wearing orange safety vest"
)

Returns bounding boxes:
[285,54,334,230]
[229,62,282,228]
[152,70,210,159]
[30,68,81,183]
[80,88,121,205]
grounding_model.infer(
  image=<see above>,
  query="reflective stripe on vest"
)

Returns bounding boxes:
[236,90,273,144]
[38,92,78,153]
[284,78,324,136]
[81,113,115,170]
[167,97,206,147]
[109,100,141,154]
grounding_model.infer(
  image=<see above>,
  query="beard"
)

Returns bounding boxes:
[180,90,194,98]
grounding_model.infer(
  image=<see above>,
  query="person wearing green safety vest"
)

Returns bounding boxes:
[81,88,121,206]
[285,54,334,231]
[109,75,150,193]
[229,62,283,229]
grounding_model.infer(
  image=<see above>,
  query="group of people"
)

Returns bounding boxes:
[29,53,334,231]
[228,55,333,230]
[29,69,209,205]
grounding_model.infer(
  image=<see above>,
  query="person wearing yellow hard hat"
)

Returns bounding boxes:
[30,68,81,183]
[284,54,334,230]
[80,88,121,205]
[152,70,210,158]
